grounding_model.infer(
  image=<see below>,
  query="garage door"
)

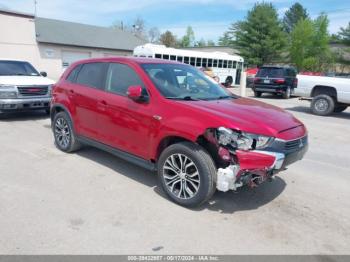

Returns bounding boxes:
[62,51,91,68]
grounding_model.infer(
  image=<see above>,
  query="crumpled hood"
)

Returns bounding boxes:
[178,97,303,137]
[0,76,55,86]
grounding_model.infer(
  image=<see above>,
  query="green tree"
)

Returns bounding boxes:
[338,22,350,45]
[218,31,233,46]
[290,19,315,70]
[207,40,215,46]
[283,2,309,33]
[160,31,177,47]
[290,14,333,71]
[312,14,333,70]
[195,38,206,47]
[228,2,287,66]
[180,26,195,47]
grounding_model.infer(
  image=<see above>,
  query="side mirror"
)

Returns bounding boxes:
[40,71,47,77]
[127,85,148,102]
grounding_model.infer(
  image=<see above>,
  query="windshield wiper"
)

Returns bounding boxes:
[217,95,234,99]
[166,96,200,101]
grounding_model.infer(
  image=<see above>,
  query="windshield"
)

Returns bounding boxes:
[0,61,40,76]
[257,68,284,78]
[141,63,235,100]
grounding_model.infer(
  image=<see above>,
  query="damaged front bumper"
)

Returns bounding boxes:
[216,137,308,192]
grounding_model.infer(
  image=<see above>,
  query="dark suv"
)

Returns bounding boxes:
[253,66,298,99]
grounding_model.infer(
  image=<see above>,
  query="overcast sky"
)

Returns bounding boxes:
[0,0,349,42]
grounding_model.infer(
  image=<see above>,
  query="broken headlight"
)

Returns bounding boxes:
[217,127,274,150]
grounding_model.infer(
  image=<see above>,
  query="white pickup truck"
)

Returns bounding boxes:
[295,74,350,116]
[0,59,55,115]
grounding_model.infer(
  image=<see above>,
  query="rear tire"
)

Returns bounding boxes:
[311,94,335,116]
[52,111,81,152]
[282,87,291,99]
[334,105,348,113]
[254,91,262,97]
[157,142,216,207]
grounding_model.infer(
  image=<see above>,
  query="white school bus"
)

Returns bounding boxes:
[133,44,244,86]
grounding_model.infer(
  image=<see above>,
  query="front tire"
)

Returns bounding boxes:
[157,142,216,207]
[311,94,335,116]
[52,111,81,152]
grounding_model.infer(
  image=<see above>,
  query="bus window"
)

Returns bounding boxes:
[223,60,228,68]
[184,57,190,64]
[196,58,202,67]
[218,60,223,68]
[208,59,213,67]
[170,55,176,60]
[177,56,183,62]
[155,54,161,59]
[190,57,196,66]
[233,61,237,68]
[213,59,218,67]
[228,61,233,68]
[163,54,169,60]
[202,58,207,67]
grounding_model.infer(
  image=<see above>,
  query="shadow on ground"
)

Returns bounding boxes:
[0,110,49,122]
[77,145,286,214]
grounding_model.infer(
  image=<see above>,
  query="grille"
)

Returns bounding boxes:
[285,136,307,151]
[17,86,48,96]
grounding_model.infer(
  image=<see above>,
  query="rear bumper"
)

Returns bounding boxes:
[253,85,287,92]
[0,97,51,112]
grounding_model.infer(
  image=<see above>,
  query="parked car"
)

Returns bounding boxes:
[0,59,54,115]
[295,74,350,116]
[50,57,308,207]
[253,66,298,99]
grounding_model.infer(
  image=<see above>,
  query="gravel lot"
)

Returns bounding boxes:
[1,89,350,255]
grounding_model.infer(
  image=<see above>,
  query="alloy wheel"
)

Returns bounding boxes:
[162,153,200,199]
[54,117,71,149]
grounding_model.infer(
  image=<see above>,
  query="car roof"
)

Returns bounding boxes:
[74,56,183,65]
[0,58,28,62]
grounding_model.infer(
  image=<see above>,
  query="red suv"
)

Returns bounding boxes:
[51,57,308,207]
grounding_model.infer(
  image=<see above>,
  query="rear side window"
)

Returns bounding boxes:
[257,68,284,77]
[106,63,145,96]
[66,65,81,82]
[76,63,108,89]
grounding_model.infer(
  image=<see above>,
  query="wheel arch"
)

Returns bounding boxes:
[50,104,75,131]
[311,85,337,101]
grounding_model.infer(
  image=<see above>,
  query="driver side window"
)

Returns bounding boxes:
[106,63,147,96]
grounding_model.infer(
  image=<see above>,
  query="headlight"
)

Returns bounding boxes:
[0,85,17,99]
[217,127,274,150]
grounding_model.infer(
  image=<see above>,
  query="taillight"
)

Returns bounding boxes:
[274,79,285,84]
[293,78,298,85]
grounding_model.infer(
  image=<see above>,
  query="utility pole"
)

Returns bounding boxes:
[34,0,37,17]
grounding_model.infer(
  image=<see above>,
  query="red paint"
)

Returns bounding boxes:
[127,85,143,101]
[236,150,275,170]
[53,57,307,161]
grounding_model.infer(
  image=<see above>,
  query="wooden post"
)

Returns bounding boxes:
[240,71,247,97]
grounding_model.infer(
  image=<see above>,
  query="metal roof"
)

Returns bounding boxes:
[0,8,34,18]
[35,17,146,51]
